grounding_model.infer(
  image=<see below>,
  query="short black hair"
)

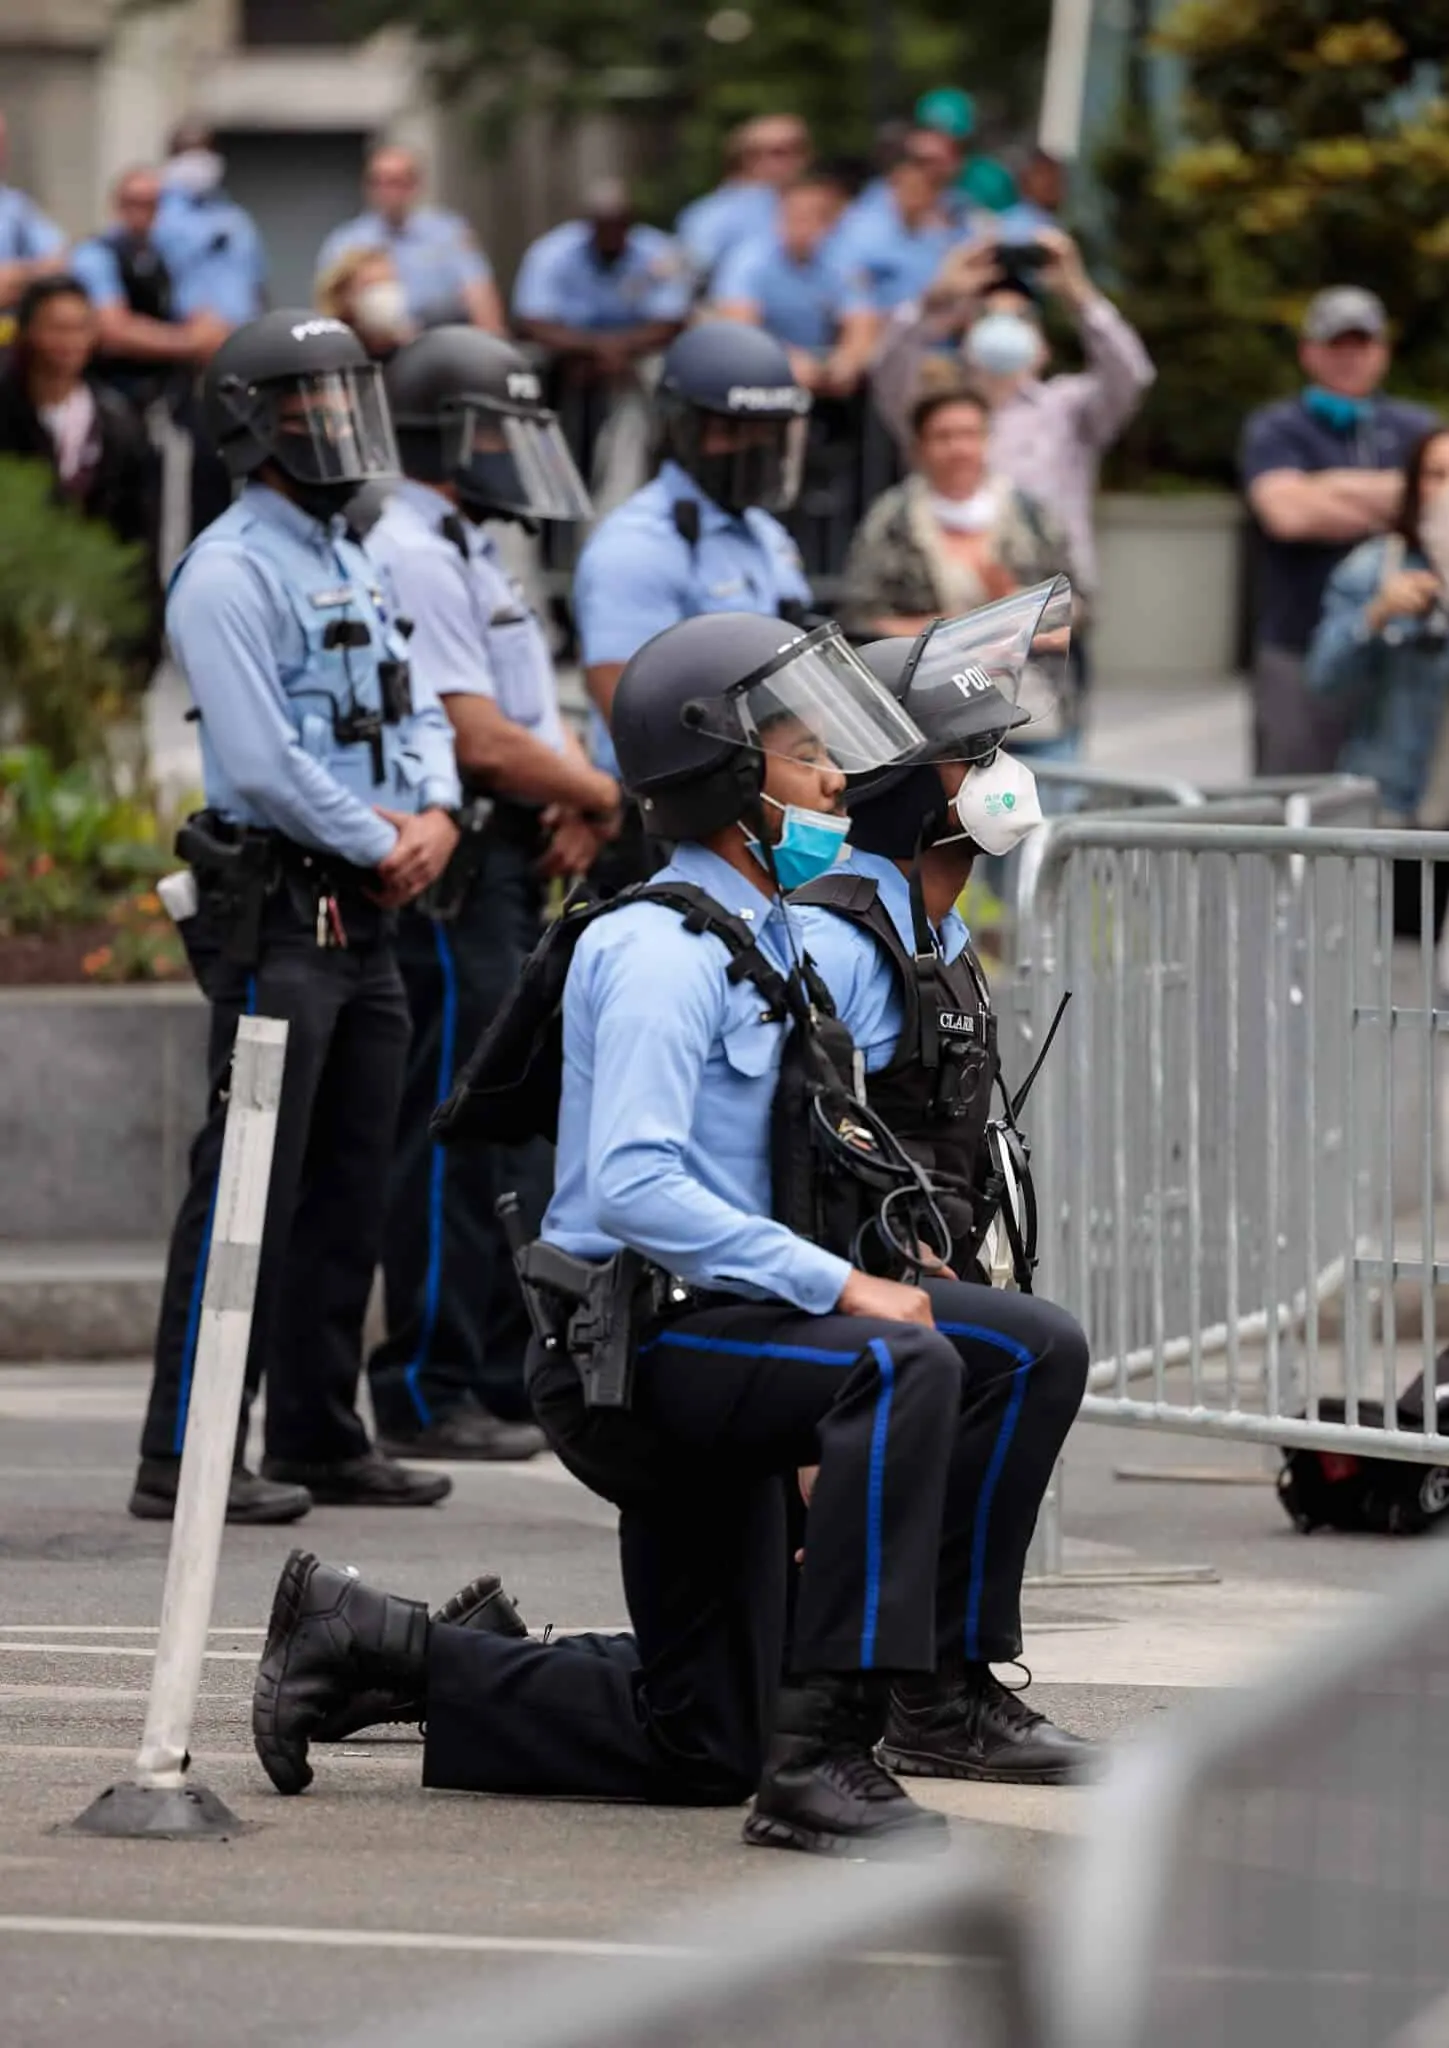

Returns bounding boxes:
[15,272,91,333]
[910,384,988,439]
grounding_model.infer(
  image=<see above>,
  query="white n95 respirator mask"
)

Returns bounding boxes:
[951,752,1043,856]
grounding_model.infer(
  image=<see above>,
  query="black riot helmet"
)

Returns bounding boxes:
[384,326,593,526]
[656,321,811,516]
[846,580,1069,858]
[612,611,926,843]
[202,310,399,520]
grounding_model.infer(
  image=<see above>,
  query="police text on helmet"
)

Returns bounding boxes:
[506,371,542,403]
[725,385,811,413]
[289,318,352,342]
[950,667,994,698]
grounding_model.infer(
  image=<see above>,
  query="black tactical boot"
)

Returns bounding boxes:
[315,1572,530,1743]
[880,1664,1098,1785]
[744,1675,950,1858]
[253,1550,430,1795]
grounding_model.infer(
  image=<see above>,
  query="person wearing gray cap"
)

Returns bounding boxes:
[1239,285,1437,775]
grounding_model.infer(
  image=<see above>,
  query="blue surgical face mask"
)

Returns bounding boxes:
[964,311,1040,379]
[1303,385,1373,433]
[746,800,851,890]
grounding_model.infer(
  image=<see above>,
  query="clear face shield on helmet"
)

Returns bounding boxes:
[668,403,811,515]
[241,368,400,485]
[901,575,1073,762]
[682,623,928,776]
[445,395,594,523]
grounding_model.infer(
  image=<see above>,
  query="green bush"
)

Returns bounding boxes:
[0,456,150,777]
[1094,0,1449,488]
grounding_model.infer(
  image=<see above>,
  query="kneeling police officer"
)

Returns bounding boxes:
[363,327,622,1460]
[791,579,1092,1782]
[252,609,1089,1856]
[130,311,462,1524]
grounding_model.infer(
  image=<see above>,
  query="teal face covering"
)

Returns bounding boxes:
[1303,385,1372,433]
[747,803,851,890]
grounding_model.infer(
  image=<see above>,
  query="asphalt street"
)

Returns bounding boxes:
[0,1357,1412,2048]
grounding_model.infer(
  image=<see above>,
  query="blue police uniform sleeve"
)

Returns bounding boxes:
[828,248,875,317]
[711,237,766,306]
[580,921,853,1312]
[574,523,686,667]
[371,537,496,703]
[634,233,693,320]
[791,905,903,1074]
[168,547,398,869]
[314,220,358,278]
[68,240,124,309]
[15,193,66,262]
[401,662,465,813]
[434,211,492,290]
[511,230,567,322]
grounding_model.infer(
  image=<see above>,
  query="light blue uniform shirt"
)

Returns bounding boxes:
[542,840,854,1313]
[0,185,65,264]
[167,482,460,870]
[792,848,969,1073]
[833,196,965,311]
[153,189,266,324]
[315,208,491,328]
[366,480,565,751]
[712,231,872,351]
[573,458,810,775]
[68,236,129,309]
[675,183,779,286]
[513,221,690,330]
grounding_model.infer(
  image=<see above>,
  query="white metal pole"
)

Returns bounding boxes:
[1038,0,1096,160]
[134,1014,288,1786]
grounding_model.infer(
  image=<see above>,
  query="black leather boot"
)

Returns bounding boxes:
[744,1675,950,1858]
[253,1550,430,1795]
[315,1572,530,1743]
[880,1664,1098,1785]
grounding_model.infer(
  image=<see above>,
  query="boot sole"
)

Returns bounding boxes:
[252,1548,319,1796]
[742,1811,950,1859]
[128,1491,312,1527]
[378,1439,543,1465]
[879,1743,1088,1787]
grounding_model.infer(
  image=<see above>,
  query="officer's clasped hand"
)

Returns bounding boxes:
[370,806,460,906]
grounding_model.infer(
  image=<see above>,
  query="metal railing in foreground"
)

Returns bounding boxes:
[1045,1540,1449,2048]
[332,1848,1039,2048]
[1014,822,1448,1480]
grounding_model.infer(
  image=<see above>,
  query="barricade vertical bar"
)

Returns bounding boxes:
[1422,857,1437,1428]
[1380,869,1398,1425]
[1148,858,1167,1403]
[1303,859,1321,1423]
[1345,857,1364,1421]
[1111,851,1131,1395]
[1225,855,1242,1412]
[1071,852,1091,1328]
[1264,858,1284,1422]
[71,1015,288,1839]
[1186,855,1204,1410]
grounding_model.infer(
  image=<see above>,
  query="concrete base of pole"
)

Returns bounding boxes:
[67,1779,252,1841]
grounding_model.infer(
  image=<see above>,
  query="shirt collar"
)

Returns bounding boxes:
[241,480,335,550]
[843,847,969,960]
[664,840,787,935]
[398,477,456,528]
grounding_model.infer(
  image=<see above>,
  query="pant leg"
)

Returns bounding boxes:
[923,1280,1089,1663]
[423,1474,785,1803]
[370,844,548,1429]
[1253,643,1350,777]
[265,938,410,1465]
[140,914,343,1462]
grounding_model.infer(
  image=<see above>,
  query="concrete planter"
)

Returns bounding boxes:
[1094,492,1243,686]
[0,985,206,1246]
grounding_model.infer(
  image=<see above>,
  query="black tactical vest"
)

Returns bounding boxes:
[792,868,998,1260]
[97,234,175,405]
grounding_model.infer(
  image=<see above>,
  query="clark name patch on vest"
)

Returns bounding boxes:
[938,1012,980,1036]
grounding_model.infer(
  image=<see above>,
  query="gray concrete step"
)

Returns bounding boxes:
[0,1244,163,1361]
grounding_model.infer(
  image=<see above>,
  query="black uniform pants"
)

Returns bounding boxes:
[422,1281,1087,1804]
[368,838,551,1431]
[140,899,411,1465]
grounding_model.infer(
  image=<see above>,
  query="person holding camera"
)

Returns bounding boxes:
[870,229,1154,711]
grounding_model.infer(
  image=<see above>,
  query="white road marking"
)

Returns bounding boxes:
[0,1914,973,1967]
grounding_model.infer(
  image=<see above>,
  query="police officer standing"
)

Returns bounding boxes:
[129,311,463,1525]
[573,318,815,884]
[252,610,1090,1856]
[364,327,621,1459]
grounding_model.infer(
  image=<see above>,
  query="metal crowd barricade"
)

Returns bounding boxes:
[331,1852,1040,2048]
[1045,1540,1449,2048]
[1013,819,1449,1573]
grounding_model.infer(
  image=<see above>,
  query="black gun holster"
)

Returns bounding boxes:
[499,1199,675,1410]
[175,812,279,968]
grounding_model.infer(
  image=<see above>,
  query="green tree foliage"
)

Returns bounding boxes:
[342,0,1051,214]
[1097,0,1449,486]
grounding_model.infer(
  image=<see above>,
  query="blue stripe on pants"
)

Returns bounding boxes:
[403,921,459,1427]
[860,1337,896,1670]
[936,1321,1035,1661]
[173,973,257,1453]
